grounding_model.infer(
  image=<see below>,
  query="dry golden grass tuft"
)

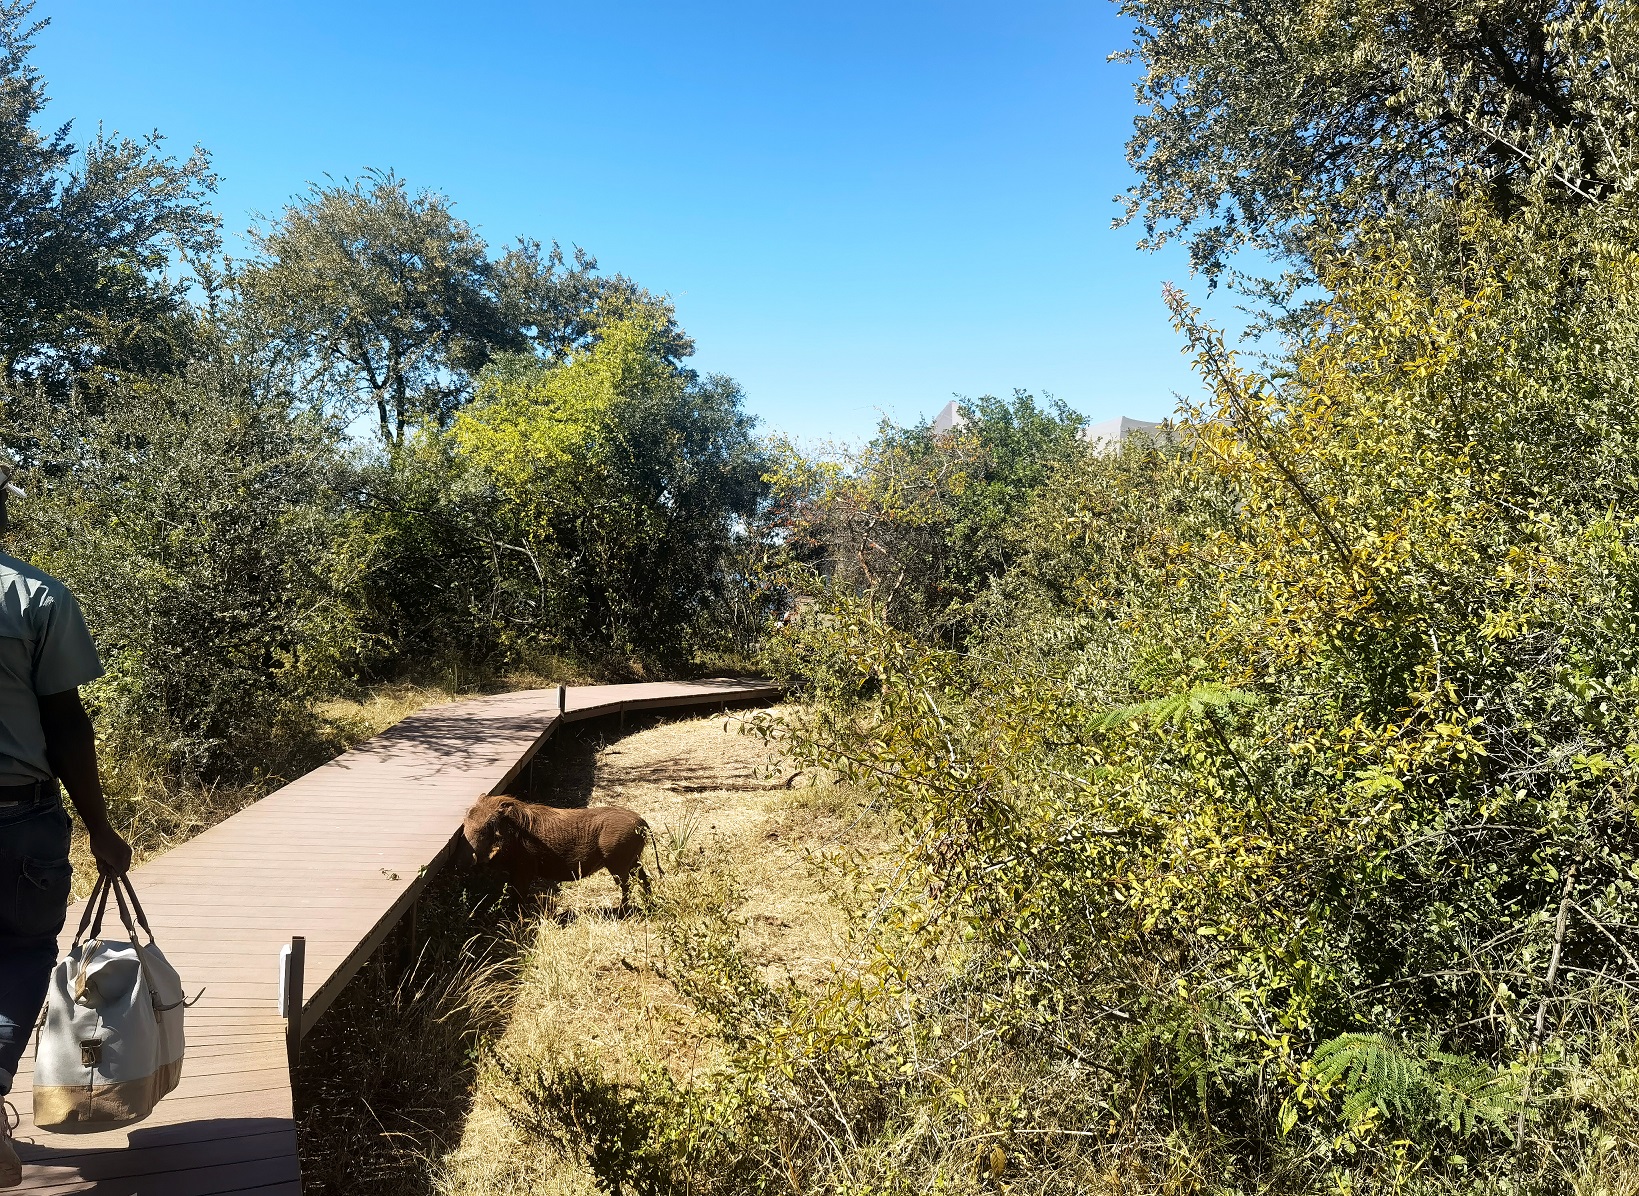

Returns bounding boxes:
[434,705,878,1195]
[315,680,471,742]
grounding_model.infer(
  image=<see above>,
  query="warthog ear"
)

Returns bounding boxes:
[490,799,527,847]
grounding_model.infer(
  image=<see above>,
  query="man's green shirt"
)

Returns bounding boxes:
[0,553,103,785]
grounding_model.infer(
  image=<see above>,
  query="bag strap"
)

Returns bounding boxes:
[77,874,154,946]
[69,874,170,1016]
[115,875,156,942]
[74,875,113,945]
[109,876,148,945]
[110,875,174,1019]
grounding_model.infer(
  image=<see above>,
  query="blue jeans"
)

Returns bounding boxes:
[0,797,71,1094]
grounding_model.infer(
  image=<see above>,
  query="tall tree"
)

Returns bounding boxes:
[1116,0,1639,278]
[450,316,767,664]
[238,171,516,447]
[8,356,351,783]
[0,1,218,387]
[238,171,690,447]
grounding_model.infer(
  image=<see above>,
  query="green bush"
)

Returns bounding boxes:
[7,360,357,783]
[339,430,523,680]
[767,391,1083,653]
[450,316,769,669]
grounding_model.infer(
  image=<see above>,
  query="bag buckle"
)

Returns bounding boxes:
[80,1039,102,1068]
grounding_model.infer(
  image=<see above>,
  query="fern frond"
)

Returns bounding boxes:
[1423,1046,1520,1135]
[1092,683,1260,731]
[1311,1033,1518,1139]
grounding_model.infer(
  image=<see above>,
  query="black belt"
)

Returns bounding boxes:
[0,778,58,806]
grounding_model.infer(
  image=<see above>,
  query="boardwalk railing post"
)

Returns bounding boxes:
[557,684,566,715]
[283,935,306,1076]
[398,897,421,977]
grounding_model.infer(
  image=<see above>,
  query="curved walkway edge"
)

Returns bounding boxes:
[9,678,778,1194]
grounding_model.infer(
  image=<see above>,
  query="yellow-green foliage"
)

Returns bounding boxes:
[453,317,679,516]
[449,316,768,665]
[492,202,1639,1195]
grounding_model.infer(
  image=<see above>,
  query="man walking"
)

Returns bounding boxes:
[0,465,130,1187]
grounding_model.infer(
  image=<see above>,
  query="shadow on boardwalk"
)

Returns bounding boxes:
[17,1118,299,1192]
[346,709,554,782]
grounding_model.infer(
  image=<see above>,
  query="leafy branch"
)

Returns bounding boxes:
[1312,1032,1519,1138]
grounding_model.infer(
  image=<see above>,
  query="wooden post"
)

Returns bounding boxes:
[284,935,306,1075]
[400,898,420,977]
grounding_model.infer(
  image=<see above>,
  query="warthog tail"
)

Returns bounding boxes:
[645,823,665,878]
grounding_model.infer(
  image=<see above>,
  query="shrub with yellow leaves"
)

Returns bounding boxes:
[499,201,1639,1193]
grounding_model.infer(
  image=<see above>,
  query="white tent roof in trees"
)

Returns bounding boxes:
[931,400,968,436]
[1080,416,1166,453]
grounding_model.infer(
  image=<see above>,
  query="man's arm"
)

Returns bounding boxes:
[39,688,131,876]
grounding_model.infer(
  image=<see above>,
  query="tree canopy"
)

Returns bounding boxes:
[0,11,769,780]
[238,171,690,447]
[451,316,767,664]
[0,1,217,389]
[769,390,1084,649]
[1117,0,1639,277]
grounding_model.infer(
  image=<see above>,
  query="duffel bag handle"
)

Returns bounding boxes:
[73,875,113,946]
[74,873,156,947]
[109,875,155,944]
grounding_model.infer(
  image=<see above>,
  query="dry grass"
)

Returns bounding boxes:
[315,680,473,741]
[433,705,877,1195]
[294,865,525,1195]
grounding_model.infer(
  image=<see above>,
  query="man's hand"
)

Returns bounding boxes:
[87,820,133,876]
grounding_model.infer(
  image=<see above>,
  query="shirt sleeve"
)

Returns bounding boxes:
[33,586,104,695]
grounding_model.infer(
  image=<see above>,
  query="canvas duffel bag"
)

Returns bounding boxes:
[33,874,187,1132]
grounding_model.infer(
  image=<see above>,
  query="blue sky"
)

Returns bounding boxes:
[31,0,1229,445]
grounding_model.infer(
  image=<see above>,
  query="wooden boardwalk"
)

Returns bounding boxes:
[8,678,777,1194]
